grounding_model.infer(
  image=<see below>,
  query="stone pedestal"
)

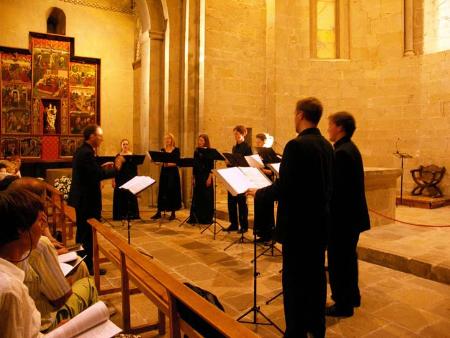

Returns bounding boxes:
[364,167,402,227]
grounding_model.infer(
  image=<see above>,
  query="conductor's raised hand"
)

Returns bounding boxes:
[114,155,126,170]
[101,161,114,169]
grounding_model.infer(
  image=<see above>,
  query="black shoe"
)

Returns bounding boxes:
[353,297,361,308]
[89,268,107,276]
[225,224,238,232]
[150,212,161,220]
[325,304,353,317]
[169,212,176,221]
[237,227,248,234]
[255,236,270,243]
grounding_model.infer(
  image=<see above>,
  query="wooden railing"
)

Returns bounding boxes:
[88,218,260,338]
[44,182,75,245]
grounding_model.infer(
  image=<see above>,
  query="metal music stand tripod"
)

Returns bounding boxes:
[197,148,226,239]
[237,230,284,334]
[177,157,201,228]
[119,176,155,244]
[393,140,412,205]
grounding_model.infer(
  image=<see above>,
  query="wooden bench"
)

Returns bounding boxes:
[44,183,75,245]
[89,218,260,338]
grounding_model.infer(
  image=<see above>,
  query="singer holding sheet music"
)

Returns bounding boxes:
[188,134,214,224]
[112,139,140,221]
[225,125,252,233]
[253,133,276,242]
[151,133,182,221]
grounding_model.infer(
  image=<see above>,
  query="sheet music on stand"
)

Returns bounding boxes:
[213,167,272,196]
[222,152,249,167]
[267,162,280,177]
[119,176,156,195]
[245,154,265,168]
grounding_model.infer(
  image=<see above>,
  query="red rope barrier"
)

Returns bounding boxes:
[369,208,450,228]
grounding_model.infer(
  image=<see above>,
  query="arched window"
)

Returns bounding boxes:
[47,7,66,35]
[423,0,450,53]
[310,0,350,59]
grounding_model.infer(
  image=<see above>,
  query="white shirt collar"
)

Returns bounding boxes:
[0,257,25,282]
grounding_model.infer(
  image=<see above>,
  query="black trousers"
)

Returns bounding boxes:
[75,208,100,272]
[282,241,327,338]
[328,230,361,308]
[227,192,248,229]
[254,189,275,239]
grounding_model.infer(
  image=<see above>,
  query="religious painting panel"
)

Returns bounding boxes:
[70,62,97,87]
[60,136,81,157]
[0,137,19,157]
[31,37,70,98]
[61,99,69,134]
[0,33,100,163]
[1,52,32,84]
[69,111,95,135]
[41,98,61,134]
[20,137,41,158]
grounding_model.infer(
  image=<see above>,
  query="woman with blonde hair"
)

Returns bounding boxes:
[112,139,139,221]
[151,133,181,220]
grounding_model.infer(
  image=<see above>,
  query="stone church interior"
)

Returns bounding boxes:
[0,0,449,337]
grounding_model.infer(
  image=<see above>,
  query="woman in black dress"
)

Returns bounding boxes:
[151,133,181,220]
[188,134,214,224]
[113,139,139,221]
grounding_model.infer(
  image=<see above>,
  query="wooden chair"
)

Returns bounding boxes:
[410,165,446,198]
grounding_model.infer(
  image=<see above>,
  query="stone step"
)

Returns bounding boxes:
[357,245,449,285]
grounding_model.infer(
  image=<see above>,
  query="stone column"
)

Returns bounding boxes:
[140,30,150,153]
[404,0,415,56]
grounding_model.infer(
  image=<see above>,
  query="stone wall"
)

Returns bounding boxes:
[0,0,135,155]
[272,0,450,196]
[203,0,268,152]
[203,0,450,196]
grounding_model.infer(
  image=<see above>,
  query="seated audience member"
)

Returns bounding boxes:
[7,178,97,331]
[0,188,46,337]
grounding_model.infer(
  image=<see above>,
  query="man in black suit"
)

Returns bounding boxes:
[326,111,370,317]
[225,125,253,233]
[68,124,123,274]
[248,97,334,338]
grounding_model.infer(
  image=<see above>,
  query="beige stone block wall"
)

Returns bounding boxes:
[203,0,268,152]
[0,0,135,155]
[272,0,450,196]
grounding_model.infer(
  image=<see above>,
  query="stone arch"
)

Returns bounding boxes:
[46,7,66,35]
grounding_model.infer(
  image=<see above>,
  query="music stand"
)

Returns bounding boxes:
[394,150,412,205]
[177,158,199,228]
[222,152,249,167]
[236,230,284,334]
[256,147,281,164]
[197,148,226,239]
[96,155,117,166]
[119,176,156,244]
[123,155,146,223]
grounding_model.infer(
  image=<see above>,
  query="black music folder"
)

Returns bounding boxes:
[96,156,116,165]
[123,154,146,165]
[197,148,225,161]
[256,147,281,163]
[222,152,249,167]
[149,150,180,163]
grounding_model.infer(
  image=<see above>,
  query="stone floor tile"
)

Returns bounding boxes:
[373,302,442,333]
